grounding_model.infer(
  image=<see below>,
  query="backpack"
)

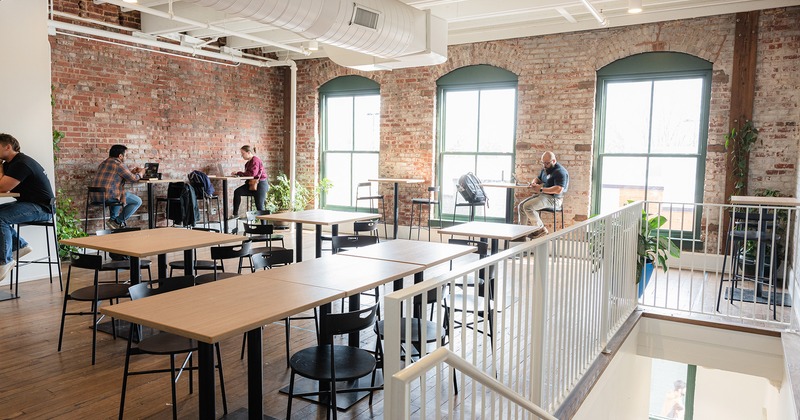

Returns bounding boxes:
[457,172,487,204]
[188,170,215,198]
[167,182,199,227]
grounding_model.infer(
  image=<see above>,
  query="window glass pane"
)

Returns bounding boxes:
[650,78,703,154]
[604,81,652,153]
[351,153,379,204]
[441,155,475,217]
[478,89,516,153]
[324,153,352,206]
[477,155,513,219]
[326,96,353,151]
[649,359,688,419]
[647,157,697,204]
[599,156,647,214]
[444,90,479,152]
[354,95,380,151]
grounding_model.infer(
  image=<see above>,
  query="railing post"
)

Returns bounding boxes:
[530,242,548,407]
[599,212,613,351]
[383,295,402,419]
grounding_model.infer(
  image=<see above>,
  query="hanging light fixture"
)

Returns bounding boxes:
[628,0,643,14]
[580,0,609,26]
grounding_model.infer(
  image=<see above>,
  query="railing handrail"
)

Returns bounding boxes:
[390,347,559,420]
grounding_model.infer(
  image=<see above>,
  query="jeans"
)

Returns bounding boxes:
[233,180,269,216]
[106,192,142,224]
[0,202,52,265]
[519,194,562,229]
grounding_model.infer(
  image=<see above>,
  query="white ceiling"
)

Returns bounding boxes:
[129,0,800,60]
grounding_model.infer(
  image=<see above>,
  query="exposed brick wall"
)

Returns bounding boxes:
[50,36,284,231]
[295,7,798,228]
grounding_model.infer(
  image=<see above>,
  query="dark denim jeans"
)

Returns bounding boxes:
[0,201,51,265]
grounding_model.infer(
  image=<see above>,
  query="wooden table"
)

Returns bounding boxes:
[256,209,379,262]
[730,196,800,207]
[438,221,538,254]
[59,228,244,282]
[480,182,530,223]
[101,275,345,420]
[138,178,181,229]
[207,175,255,233]
[368,178,425,239]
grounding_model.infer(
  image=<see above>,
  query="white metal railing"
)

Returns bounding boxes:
[389,347,558,420]
[383,203,641,418]
[638,201,798,327]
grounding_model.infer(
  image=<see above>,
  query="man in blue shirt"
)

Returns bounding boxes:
[519,151,569,239]
[0,133,56,281]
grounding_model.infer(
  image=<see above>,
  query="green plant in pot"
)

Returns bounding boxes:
[55,189,87,258]
[265,173,333,213]
[634,203,681,296]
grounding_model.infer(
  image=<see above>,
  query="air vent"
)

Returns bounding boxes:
[351,4,380,30]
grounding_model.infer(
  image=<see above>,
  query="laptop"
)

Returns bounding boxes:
[141,162,160,180]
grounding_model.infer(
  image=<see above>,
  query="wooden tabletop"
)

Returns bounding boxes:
[480,182,530,189]
[0,192,19,198]
[59,228,244,258]
[256,209,380,225]
[340,239,476,268]
[368,178,425,184]
[251,254,422,296]
[207,175,256,180]
[138,178,182,184]
[100,276,344,343]
[730,195,800,207]
[438,221,539,241]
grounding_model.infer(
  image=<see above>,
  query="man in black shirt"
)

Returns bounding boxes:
[519,151,569,239]
[0,133,56,280]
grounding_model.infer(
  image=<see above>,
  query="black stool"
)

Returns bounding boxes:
[540,205,565,231]
[7,198,63,300]
[355,182,388,238]
[452,195,486,224]
[409,186,440,241]
[84,186,109,233]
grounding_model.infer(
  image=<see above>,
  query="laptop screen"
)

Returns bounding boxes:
[143,162,159,179]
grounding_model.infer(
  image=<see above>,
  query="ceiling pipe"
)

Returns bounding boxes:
[94,0,308,55]
[580,0,609,26]
[48,19,290,67]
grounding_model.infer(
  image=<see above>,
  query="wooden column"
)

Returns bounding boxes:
[724,11,759,203]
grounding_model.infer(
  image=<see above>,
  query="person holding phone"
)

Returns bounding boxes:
[519,151,569,239]
[91,144,144,229]
[231,145,269,218]
[0,133,56,281]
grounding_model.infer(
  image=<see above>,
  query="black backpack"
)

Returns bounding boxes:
[167,182,199,227]
[457,172,487,204]
[188,170,215,198]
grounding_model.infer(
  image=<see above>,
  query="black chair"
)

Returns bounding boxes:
[539,204,565,231]
[442,239,494,348]
[452,190,487,224]
[194,241,252,284]
[120,278,227,419]
[409,186,440,241]
[84,186,110,233]
[448,239,490,290]
[168,227,223,276]
[189,174,222,230]
[243,210,287,247]
[332,235,381,318]
[95,228,152,284]
[355,182,388,238]
[286,305,380,420]
[58,253,130,365]
[11,197,63,300]
[242,222,285,255]
[354,219,380,239]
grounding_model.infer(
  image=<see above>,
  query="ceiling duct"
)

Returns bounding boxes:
[181,0,447,69]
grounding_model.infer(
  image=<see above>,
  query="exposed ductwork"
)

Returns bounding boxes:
[181,0,447,70]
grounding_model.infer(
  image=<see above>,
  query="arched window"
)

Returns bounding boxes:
[319,76,380,209]
[593,52,711,238]
[437,65,518,221]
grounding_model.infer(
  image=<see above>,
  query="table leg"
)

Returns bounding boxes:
[490,238,499,255]
[129,256,141,285]
[221,179,230,233]
[198,341,216,420]
[246,327,263,419]
[393,182,400,239]
[295,222,303,262]
[157,254,167,279]
[183,249,193,277]
[315,225,322,259]
[147,183,155,229]
[505,187,515,224]
[348,293,361,346]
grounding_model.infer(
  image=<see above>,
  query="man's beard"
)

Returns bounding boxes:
[545,165,555,175]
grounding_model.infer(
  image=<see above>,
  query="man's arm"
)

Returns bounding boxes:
[0,174,20,193]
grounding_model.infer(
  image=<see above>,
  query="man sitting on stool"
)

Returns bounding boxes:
[91,144,144,229]
[520,151,569,239]
[0,133,56,280]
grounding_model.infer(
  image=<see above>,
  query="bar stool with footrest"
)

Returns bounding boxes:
[355,182,389,238]
[84,186,109,233]
[119,277,227,420]
[10,197,63,300]
[409,186,440,241]
[58,252,130,365]
[539,204,565,231]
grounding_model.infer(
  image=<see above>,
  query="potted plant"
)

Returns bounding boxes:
[55,189,87,258]
[265,173,333,213]
[636,204,681,297]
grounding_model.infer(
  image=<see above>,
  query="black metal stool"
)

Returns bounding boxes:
[409,186,440,241]
[84,186,109,233]
[8,198,63,300]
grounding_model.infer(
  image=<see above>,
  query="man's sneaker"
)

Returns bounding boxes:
[17,246,33,259]
[106,219,122,230]
[528,227,549,240]
[0,260,15,280]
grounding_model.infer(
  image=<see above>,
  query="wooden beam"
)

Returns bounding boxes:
[724,11,759,203]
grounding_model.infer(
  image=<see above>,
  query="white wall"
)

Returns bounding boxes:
[0,0,57,282]
[694,366,781,419]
